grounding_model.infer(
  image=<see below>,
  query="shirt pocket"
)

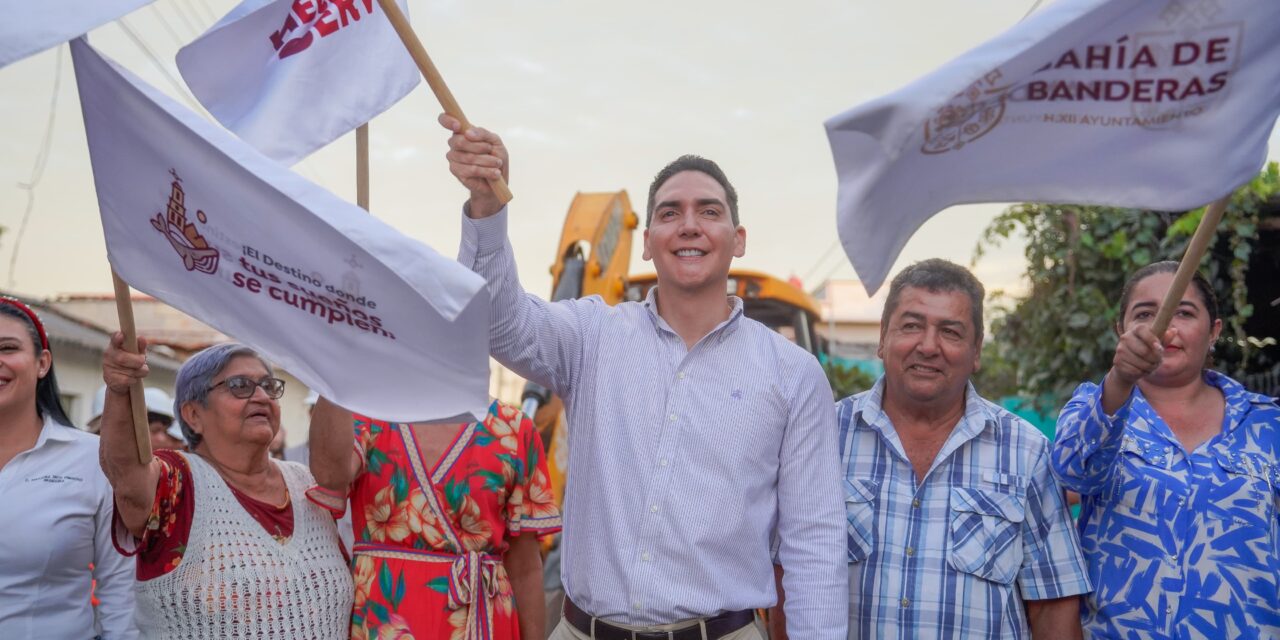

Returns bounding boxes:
[844,478,878,564]
[1211,450,1275,527]
[948,487,1026,585]
[1109,435,1168,515]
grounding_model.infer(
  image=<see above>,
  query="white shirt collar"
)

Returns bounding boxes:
[34,414,79,448]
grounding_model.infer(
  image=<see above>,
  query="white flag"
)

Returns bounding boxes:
[176,0,419,165]
[71,38,489,423]
[827,0,1280,294]
[0,0,153,69]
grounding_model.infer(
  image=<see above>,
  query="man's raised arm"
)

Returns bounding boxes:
[440,114,591,397]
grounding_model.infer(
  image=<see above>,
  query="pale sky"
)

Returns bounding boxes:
[2,0,1278,302]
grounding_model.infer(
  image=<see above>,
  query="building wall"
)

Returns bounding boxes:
[53,344,179,429]
[275,369,312,448]
[490,359,526,407]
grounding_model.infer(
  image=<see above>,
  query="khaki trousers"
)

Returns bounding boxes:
[549,616,765,640]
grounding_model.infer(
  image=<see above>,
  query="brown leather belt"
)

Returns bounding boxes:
[563,596,754,640]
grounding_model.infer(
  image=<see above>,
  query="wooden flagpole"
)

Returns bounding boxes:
[111,271,153,465]
[357,123,370,211]
[1149,195,1231,337]
[375,0,513,205]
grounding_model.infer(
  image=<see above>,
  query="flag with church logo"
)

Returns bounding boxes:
[72,38,489,423]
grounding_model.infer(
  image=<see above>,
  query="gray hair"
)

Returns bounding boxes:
[881,259,985,344]
[173,343,272,447]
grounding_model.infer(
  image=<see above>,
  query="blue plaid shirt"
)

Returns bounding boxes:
[837,380,1090,639]
[1052,371,1280,639]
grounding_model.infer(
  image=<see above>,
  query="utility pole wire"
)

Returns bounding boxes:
[191,0,221,25]
[175,0,213,30]
[150,5,189,49]
[7,46,64,290]
[166,0,203,38]
[800,239,845,288]
[116,17,208,115]
[1020,0,1048,22]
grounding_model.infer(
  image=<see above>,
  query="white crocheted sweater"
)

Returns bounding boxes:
[133,453,353,639]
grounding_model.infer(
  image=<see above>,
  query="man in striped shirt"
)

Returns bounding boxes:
[440,115,847,639]
[830,259,1089,639]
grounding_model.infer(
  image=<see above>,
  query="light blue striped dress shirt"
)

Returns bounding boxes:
[838,380,1090,639]
[459,208,847,638]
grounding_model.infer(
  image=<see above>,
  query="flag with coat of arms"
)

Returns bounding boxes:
[827,0,1280,294]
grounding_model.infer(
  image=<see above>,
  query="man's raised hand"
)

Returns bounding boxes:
[440,113,508,219]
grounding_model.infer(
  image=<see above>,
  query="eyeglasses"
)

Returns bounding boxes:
[209,375,286,400]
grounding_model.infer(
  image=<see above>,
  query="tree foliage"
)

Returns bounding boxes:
[973,162,1279,412]
[824,361,878,400]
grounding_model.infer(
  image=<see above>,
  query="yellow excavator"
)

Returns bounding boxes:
[518,191,640,507]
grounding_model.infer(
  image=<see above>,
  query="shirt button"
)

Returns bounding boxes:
[1166,604,1173,614]
[905,547,915,557]
[641,551,651,561]
[912,499,921,508]
[650,504,659,513]
[634,602,642,611]
[901,598,910,608]
[659,458,669,467]
[669,414,677,422]
[677,372,686,379]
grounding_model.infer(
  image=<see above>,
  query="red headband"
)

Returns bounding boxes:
[0,297,50,351]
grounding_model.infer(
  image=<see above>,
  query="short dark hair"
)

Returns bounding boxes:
[881,259,985,343]
[1117,260,1219,330]
[645,155,739,227]
[0,303,73,427]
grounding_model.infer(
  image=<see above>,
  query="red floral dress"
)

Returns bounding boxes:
[349,401,560,640]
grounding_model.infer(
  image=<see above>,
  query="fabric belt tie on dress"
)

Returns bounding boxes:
[354,543,502,640]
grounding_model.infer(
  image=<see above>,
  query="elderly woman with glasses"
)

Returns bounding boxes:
[99,334,352,639]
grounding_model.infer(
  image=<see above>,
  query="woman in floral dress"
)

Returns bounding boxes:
[309,400,561,640]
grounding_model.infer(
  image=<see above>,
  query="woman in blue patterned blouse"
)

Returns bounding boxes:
[1051,261,1279,640]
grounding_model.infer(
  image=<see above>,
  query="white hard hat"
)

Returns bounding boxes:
[143,387,185,444]
[87,385,108,426]
[166,422,186,443]
[143,387,175,419]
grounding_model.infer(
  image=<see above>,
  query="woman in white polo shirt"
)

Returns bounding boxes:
[0,297,137,639]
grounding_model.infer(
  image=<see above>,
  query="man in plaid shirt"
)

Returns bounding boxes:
[781,259,1090,639]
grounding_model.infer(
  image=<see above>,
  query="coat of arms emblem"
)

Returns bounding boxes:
[921,70,1012,155]
[150,169,219,274]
